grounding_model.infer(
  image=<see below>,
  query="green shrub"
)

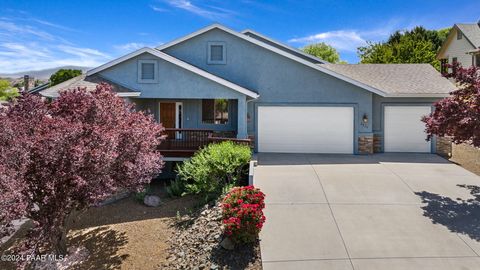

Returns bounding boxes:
[167,178,185,197]
[134,184,151,202]
[176,141,251,196]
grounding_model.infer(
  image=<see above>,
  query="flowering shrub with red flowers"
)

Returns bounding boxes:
[222,186,266,244]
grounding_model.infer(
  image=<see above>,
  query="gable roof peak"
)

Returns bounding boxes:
[86,47,259,99]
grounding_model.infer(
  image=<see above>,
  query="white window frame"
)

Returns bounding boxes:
[207,41,226,65]
[137,60,158,83]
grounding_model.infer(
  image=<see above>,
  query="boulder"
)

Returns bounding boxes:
[143,195,161,207]
[220,237,235,250]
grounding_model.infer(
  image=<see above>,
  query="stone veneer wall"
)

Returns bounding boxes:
[373,134,382,153]
[358,135,374,154]
[436,136,452,158]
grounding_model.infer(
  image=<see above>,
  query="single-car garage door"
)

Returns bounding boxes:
[384,106,431,153]
[258,106,354,153]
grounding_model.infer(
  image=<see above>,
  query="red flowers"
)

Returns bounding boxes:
[222,186,266,244]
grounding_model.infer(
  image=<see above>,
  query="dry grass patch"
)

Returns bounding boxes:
[0,183,201,270]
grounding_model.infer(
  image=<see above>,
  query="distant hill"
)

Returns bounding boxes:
[0,66,91,80]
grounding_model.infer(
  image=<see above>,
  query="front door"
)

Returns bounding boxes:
[160,102,176,128]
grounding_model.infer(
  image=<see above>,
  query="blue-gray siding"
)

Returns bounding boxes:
[163,28,376,152]
[94,27,444,153]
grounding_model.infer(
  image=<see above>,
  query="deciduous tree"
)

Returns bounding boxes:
[302,42,345,63]
[422,63,480,147]
[0,84,164,268]
[0,79,19,101]
[358,26,450,70]
[49,69,82,86]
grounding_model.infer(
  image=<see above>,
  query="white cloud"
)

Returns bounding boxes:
[113,42,163,53]
[288,20,405,52]
[57,45,109,58]
[150,5,169,12]
[29,18,77,32]
[0,18,111,73]
[0,42,109,73]
[0,43,50,58]
[161,0,234,19]
[289,30,366,52]
[0,20,55,41]
[114,42,148,52]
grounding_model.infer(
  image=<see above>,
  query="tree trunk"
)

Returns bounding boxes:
[52,208,81,256]
[53,228,68,256]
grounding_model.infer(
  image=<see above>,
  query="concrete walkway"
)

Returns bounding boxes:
[254,153,480,270]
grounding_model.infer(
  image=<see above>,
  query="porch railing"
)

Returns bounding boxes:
[159,128,251,157]
[207,134,252,146]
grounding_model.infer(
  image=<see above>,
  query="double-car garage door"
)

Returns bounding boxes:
[257,105,431,154]
[258,106,354,154]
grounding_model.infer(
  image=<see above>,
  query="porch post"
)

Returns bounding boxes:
[237,97,248,139]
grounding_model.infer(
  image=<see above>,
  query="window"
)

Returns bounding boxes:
[137,60,158,83]
[457,30,463,40]
[452,57,458,74]
[440,59,448,74]
[476,55,480,67]
[207,42,226,64]
[202,99,228,124]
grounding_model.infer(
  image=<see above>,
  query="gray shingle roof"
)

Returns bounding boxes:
[321,63,456,96]
[456,23,480,47]
[40,74,139,98]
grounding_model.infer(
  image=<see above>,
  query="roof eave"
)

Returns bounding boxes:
[117,92,141,97]
[384,93,451,98]
[240,29,328,64]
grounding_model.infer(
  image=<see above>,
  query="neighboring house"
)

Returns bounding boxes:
[27,82,50,95]
[39,24,455,157]
[437,21,480,72]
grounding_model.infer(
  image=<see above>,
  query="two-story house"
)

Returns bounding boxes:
[437,21,480,72]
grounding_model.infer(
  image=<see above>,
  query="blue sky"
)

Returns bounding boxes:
[1,0,479,73]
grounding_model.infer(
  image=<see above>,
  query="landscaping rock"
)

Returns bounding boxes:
[220,237,235,250]
[162,199,262,270]
[143,195,161,207]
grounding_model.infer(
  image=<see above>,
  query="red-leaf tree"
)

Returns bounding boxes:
[0,84,164,262]
[423,63,480,147]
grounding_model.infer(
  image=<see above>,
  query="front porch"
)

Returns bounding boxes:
[131,97,252,158]
[158,128,251,158]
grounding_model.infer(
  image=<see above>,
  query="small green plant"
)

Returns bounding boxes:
[176,141,251,197]
[134,184,151,202]
[166,178,185,197]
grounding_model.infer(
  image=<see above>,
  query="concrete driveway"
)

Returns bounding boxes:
[254,153,480,270]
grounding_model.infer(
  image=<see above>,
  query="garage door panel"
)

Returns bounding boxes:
[258,106,354,154]
[384,106,431,153]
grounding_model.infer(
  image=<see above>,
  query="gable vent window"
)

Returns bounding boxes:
[141,63,155,79]
[207,42,226,64]
[138,60,158,83]
[457,31,462,40]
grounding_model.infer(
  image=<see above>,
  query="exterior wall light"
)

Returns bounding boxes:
[362,113,369,127]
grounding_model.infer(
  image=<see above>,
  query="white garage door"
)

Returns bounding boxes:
[258,106,354,153]
[384,106,431,153]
